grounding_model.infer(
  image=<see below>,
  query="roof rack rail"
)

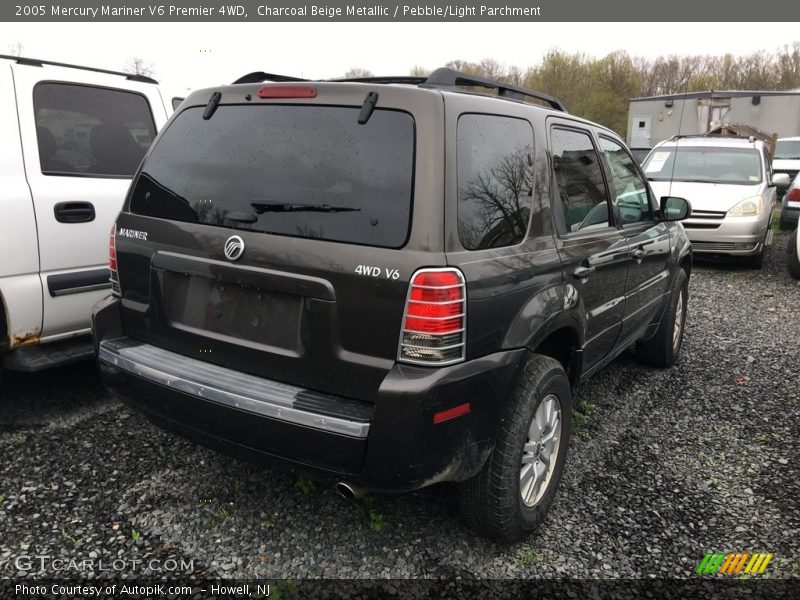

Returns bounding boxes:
[232,71,309,84]
[421,67,566,112]
[231,66,567,112]
[332,76,429,85]
[0,54,158,84]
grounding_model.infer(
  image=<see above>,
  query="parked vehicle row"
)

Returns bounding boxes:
[5,54,796,541]
[0,54,170,380]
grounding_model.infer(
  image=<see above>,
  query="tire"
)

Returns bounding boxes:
[780,215,792,231]
[789,230,800,280]
[636,268,688,368]
[458,354,572,542]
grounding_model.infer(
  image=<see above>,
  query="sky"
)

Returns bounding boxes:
[2,22,798,97]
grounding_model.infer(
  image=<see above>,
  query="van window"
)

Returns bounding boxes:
[129,105,415,249]
[33,83,156,177]
[457,114,535,250]
[551,127,610,234]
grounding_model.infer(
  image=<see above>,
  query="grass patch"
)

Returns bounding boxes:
[294,476,316,496]
[571,401,596,440]
[61,527,82,546]
[516,548,542,566]
[260,519,277,530]
[0,493,5,507]
[354,496,384,532]
[131,529,141,542]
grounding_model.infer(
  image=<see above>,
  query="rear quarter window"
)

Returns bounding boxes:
[129,104,415,248]
[457,114,535,250]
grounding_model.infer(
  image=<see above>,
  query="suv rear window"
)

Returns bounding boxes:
[129,105,415,248]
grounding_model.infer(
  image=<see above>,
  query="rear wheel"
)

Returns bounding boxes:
[780,214,792,231]
[636,268,688,368]
[458,354,572,542]
[789,230,800,280]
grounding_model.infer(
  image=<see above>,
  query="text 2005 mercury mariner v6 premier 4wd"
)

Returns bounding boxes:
[92,68,693,541]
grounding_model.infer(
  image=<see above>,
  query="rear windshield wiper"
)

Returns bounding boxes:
[251,202,361,214]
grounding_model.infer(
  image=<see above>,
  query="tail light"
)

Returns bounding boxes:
[788,188,800,202]
[398,268,466,366]
[109,223,121,297]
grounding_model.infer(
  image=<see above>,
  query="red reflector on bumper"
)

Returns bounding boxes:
[433,402,471,424]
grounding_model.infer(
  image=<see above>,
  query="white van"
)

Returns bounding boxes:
[0,55,170,378]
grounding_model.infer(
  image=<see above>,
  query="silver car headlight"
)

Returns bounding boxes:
[727,196,764,217]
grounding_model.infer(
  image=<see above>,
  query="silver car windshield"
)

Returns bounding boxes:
[643,146,762,185]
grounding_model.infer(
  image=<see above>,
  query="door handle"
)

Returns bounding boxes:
[573,265,595,280]
[54,202,95,223]
[630,247,646,262]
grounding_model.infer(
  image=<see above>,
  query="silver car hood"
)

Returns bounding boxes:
[648,181,762,212]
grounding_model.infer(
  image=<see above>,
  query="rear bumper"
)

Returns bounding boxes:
[92,296,525,492]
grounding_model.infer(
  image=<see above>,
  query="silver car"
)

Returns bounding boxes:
[643,135,790,268]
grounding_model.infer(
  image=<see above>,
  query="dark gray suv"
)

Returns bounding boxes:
[92,68,692,541]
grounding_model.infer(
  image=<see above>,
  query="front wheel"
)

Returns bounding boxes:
[458,354,572,542]
[636,268,689,368]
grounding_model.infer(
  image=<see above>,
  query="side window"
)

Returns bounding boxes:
[33,83,156,178]
[550,127,610,233]
[599,136,653,225]
[457,114,534,250]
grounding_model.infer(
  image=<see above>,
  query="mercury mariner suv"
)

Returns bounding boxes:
[92,68,692,541]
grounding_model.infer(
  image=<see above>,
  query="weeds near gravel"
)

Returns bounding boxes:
[354,496,384,532]
[516,548,542,566]
[217,505,235,520]
[698,451,720,468]
[131,529,141,542]
[61,527,82,546]
[572,401,596,440]
[260,519,277,530]
[14,433,27,445]
[0,493,5,506]
[295,476,316,495]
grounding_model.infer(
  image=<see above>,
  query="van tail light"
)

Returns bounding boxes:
[398,268,466,366]
[257,85,317,99]
[109,223,121,297]
[788,188,800,202]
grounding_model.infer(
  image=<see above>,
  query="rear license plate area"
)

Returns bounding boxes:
[161,271,303,354]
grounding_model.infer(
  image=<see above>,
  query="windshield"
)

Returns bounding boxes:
[643,146,762,185]
[129,104,415,248]
[775,140,800,160]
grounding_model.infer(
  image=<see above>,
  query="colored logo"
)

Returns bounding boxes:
[696,552,773,575]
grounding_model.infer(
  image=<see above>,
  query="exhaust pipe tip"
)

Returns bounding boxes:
[335,482,361,500]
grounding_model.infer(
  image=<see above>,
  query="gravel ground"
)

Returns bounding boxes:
[1,231,798,583]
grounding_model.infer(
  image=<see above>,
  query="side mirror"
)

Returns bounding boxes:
[771,173,791,187]
[171,97,185,111]
[660,196,692,221]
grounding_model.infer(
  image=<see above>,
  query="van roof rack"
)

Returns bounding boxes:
[232,66,566,112]
[0,54,158,84]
